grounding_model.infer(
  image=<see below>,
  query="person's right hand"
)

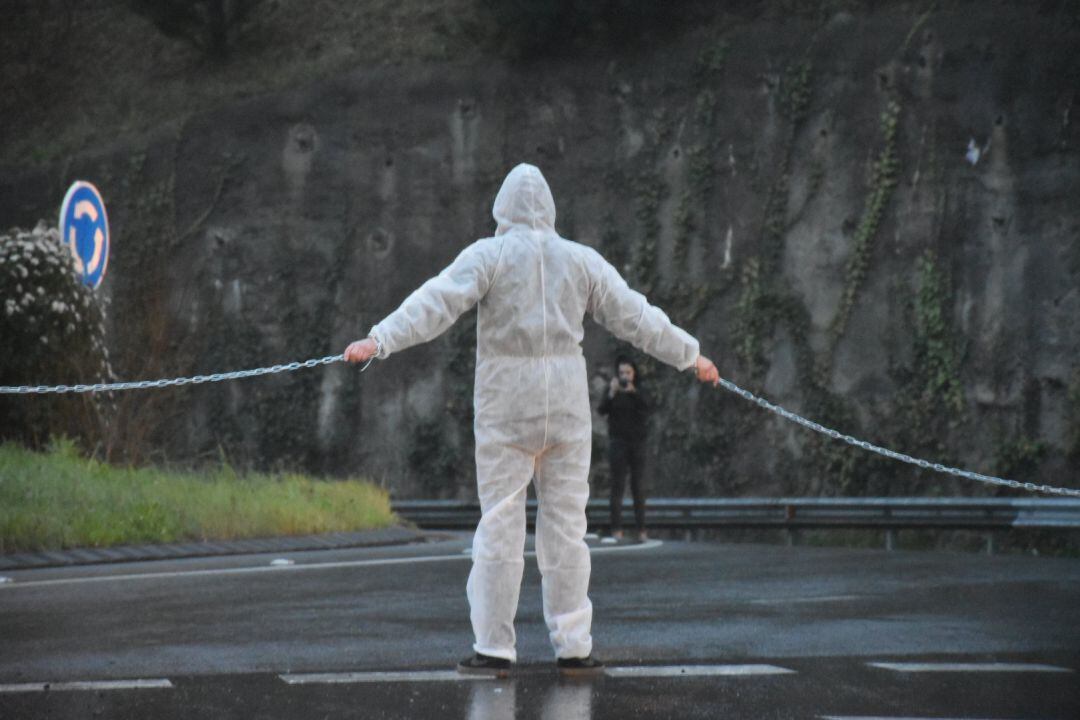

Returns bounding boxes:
[695,355,720,386]
[344,337,378,364]
[609,377,620,397]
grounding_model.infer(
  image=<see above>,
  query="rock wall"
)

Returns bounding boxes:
[1,3,1078,499]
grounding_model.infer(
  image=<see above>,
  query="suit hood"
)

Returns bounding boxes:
[492,163,556,236]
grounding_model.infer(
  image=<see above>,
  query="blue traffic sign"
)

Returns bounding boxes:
[59,181,110,289]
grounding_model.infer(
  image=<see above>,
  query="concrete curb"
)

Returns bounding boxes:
[0,525,429,571]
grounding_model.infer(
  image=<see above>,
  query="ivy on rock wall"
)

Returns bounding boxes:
[6,2,1078,506]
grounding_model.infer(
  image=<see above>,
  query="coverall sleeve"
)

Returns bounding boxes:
[598,391,612,416]
[586,254,701,371]
[368,240,497,359]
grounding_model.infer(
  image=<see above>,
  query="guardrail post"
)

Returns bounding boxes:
[984,532,996,556]
[885,529,896,552]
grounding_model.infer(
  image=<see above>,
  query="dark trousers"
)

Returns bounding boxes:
[608,437,646,533]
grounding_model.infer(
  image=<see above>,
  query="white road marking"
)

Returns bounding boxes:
[0,679,173,693]
[605,664,796,678]
[542,540,657,557]
[749,594,864,605]
[820,716,1022,720]
[868,662,1074,673]
[0,553,465,590]
[0,539,662,590]
[280,662,793,684]
[279,671,492,684]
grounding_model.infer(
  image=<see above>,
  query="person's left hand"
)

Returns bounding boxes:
[695,355,720,386]
[344,338,378,364]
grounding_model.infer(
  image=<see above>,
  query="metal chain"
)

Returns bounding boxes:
[2,351,1076,498]
[0,354,360,395]
[715,377,1080,499]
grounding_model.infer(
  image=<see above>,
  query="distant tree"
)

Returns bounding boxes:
[129,0,264,59]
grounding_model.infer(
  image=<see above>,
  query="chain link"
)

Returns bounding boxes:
[715,377,1080,498]
[0,354,361,395]
[2,353,1076,498]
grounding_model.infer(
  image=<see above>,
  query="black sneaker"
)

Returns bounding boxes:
[457,652,511,678]
[556,655,605,677]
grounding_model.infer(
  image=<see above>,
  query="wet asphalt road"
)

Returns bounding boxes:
[1,534,1078,719]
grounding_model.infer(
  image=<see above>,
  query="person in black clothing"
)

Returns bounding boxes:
[597,356,649,541]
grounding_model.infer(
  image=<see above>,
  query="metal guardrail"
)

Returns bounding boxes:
[392,497,1080,553]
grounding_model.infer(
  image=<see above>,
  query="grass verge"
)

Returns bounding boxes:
[0,438,396,553]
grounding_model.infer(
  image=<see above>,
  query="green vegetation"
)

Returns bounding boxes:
[731,58,819,387]
[0,224,113,449]
[780,60,814,123]
[993,434,1048,484]
[1068,369,1080,465]
[730,82,910,495]
[911,249,964,414]
[828,98,901,354]
[0,438,396,553]
[899,1,938,55]
[733,258,768,378]
[694,36,730,78]
[672,189,695,273]
[631,171,668,295]
[130,0,266,59]
[888,248,966,475]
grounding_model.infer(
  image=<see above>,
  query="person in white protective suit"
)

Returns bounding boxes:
[344,163,720,677]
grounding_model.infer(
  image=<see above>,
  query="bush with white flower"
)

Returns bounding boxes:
[0,220,114,447]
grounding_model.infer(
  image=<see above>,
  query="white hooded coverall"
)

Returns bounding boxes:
[369,164,700,662]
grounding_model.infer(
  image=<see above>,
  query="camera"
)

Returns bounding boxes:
[618,378,629,388]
